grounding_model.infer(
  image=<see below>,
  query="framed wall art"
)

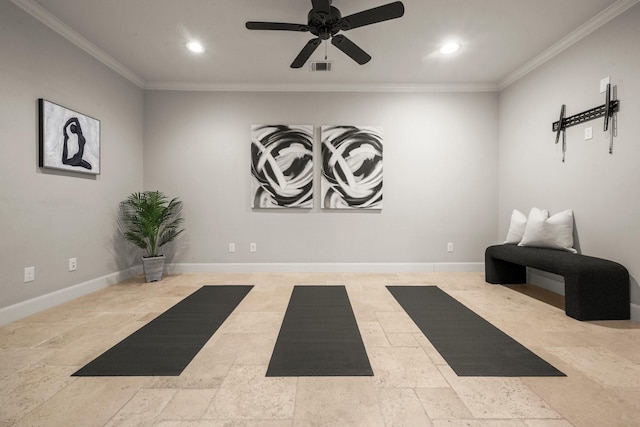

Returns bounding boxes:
[39,99,100,175]
[250,124,314,208]
[321,125,383,209]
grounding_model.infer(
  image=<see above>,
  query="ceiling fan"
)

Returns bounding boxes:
[245,0,405,68]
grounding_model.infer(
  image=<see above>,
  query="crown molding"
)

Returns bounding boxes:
[9,0,495,94]
[12,0,637,94]
[499,0,640,90]
[10,0,145,88]
[143,81,499,93]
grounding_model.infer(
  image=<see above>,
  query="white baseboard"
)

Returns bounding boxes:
[630,303,640,322]
[0,266,140,327]
[5,262,635,325]
[0,262,484,326]
[0,262,481,326]
[527,268,566,295]
[434,262,485,273]
[167,262,485,274]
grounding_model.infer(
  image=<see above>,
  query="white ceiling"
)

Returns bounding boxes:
[13,0,637,90]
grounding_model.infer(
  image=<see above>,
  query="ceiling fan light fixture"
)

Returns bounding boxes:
[186,41,205,54]
[439,41,461,55]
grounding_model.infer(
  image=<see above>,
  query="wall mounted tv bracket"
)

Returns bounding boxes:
[552,83,619,162]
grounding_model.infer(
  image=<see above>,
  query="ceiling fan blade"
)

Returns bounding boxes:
[291,38,322,68]
[331,34,371,65]
[338,1,405,31]
[311,0,332,15]
[246,21,310,32]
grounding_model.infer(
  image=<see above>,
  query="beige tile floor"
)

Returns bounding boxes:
[1,272,639,426]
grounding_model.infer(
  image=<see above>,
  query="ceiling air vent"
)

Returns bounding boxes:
[310,61,332,72]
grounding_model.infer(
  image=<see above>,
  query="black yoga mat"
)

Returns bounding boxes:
[387,286,564,377]
[266,285,373,377]
[73,285,252,376]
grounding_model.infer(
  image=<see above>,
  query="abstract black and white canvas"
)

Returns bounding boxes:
[251,125,314,208]
[321,125,383,209]
[39,99,100,175]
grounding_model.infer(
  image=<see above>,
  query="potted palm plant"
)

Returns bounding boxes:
[118,191,185,282]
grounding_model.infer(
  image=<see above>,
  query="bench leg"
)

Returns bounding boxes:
[564,271,630,321]
[485,254,526,284]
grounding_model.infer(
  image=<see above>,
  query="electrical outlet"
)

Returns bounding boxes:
[250,243,257,253]
[228,243,236,253]
[585,127,593,140]
[69,257,77,271]
[447,243,454,253]
[24,266,35,282]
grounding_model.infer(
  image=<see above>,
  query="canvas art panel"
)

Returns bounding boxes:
[39,99,100,175]
[251,124,314,208]
[321,125,383,209]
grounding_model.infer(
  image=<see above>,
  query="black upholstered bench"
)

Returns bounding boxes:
[485,244,630,321]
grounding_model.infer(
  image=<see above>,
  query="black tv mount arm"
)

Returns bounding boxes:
[552,83,619,162]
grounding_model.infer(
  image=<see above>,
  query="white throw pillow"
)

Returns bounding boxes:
[504,209,527,244]
[519,208,576,253]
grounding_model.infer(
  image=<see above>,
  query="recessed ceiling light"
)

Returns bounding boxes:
[439,41,461,55]
[186,41,205,54]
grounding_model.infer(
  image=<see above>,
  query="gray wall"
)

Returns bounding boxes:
[498,4,640,305]
[144,90,499,264]
[6,0,636,314]
[0,2,144,309]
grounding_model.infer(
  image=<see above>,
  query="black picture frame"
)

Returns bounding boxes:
[39,98,100,175]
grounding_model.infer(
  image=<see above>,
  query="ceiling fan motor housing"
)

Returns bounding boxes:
[308,6,341,40]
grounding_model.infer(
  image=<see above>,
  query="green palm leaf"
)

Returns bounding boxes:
[118,191,185,257]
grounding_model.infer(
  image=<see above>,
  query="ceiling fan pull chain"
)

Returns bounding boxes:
[325,40,328,60]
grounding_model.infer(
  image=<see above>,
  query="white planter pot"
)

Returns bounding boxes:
[142,255,165,282]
